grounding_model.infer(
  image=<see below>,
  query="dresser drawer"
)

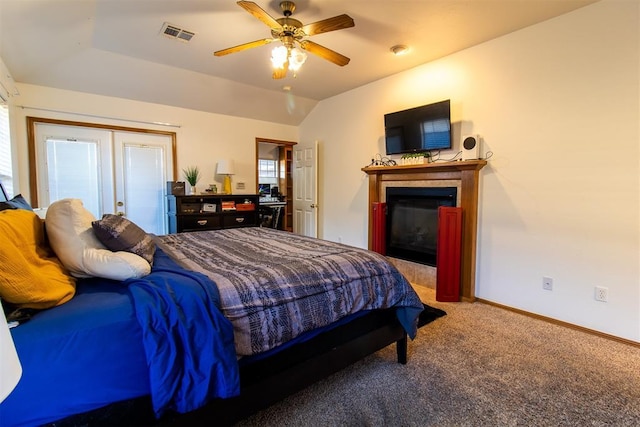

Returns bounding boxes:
[180,215,221,231]
[223,212,257,228]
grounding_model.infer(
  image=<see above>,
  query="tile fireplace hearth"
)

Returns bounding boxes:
[362,160,486,302]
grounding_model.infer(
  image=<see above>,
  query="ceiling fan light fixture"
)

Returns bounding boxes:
[271,45,307,75]
[288,47,307,71]
[218,1,354,78]
[271,45,288,69]
[390,44,409,55]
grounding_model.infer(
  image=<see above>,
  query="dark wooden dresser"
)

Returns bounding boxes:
[166,194,259,233]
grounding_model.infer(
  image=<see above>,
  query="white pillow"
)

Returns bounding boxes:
[45,199,151,280]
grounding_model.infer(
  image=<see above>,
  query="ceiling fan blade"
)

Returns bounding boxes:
[299,40,350,66]
[272,62,288,79]
[214,38,276,56]
[237,1,282,30]
[302,14,354,36]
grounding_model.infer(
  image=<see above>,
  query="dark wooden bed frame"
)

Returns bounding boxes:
[47,309,407,426]
[166,308,407,426]
[0,183,408,426]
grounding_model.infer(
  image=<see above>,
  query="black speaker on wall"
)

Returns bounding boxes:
[461,135,481,160]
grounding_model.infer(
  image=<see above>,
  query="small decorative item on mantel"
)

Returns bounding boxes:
[400,152,431,166]
[182,166,200,195]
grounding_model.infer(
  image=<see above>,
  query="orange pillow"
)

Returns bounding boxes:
[0,209,76,309]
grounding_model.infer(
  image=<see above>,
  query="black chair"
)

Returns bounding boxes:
[271,206,283,230]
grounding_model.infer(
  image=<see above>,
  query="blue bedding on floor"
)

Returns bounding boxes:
[0,249,239,427]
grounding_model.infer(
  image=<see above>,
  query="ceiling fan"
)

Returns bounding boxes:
[214,1,355,79]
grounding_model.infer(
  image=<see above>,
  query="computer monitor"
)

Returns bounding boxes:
[258,183,271,195]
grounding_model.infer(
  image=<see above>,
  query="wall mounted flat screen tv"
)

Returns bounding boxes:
[384,99,451,155]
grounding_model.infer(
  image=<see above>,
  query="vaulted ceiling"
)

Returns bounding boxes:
[0,0,598,125]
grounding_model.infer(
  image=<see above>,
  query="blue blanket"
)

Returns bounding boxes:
[125,250,239,417]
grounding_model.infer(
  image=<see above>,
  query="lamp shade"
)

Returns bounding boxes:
[0,302,22,402]
[216,159,235,176]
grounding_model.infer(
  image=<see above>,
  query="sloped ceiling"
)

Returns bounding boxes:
[0,0,598,125]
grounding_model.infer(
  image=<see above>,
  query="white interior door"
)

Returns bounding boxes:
[293,141,318,237]
[35,123,173,235]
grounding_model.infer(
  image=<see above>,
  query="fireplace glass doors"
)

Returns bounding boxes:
[385,187,457,266]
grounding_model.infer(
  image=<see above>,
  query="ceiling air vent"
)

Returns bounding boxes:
[160,22,195,42]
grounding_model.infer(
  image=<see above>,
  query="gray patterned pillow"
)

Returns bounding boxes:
[92,214,155,264]
[0,194,34,212]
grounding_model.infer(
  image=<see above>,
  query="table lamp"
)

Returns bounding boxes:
[0,301,22,402]
[216,159,235,195]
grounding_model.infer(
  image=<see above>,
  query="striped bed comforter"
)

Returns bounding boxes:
[156,227,423,356]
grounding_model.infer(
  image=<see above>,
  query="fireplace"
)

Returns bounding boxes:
[362,160,486,301]
[386,187,457,266]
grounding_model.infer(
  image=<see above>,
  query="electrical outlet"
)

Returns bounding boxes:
[595,286,608,302]
[542,276,553,291]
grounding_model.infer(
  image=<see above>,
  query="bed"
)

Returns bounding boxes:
[0,193,424,426]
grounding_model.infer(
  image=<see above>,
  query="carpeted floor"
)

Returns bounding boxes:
[236,285,640,426]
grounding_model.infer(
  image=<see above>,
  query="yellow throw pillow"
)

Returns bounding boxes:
[0,209,76,309]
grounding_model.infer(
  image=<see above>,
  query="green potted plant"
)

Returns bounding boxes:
[183,166,200,195]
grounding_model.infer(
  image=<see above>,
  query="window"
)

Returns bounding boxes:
[0,104,13,198]
[258,159,277,179]
[45,137,102,217]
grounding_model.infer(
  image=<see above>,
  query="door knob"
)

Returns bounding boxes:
[116,212,125,216]
[310,204,318,208]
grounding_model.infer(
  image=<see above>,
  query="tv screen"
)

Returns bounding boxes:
[384,99,451,155]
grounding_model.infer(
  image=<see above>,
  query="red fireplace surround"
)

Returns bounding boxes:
[362,160,487,302]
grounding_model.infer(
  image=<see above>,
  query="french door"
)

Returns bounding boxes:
[33,122,174,235]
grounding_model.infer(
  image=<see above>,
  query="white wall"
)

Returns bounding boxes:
[299,0,640,341]
[9,84,298,199]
